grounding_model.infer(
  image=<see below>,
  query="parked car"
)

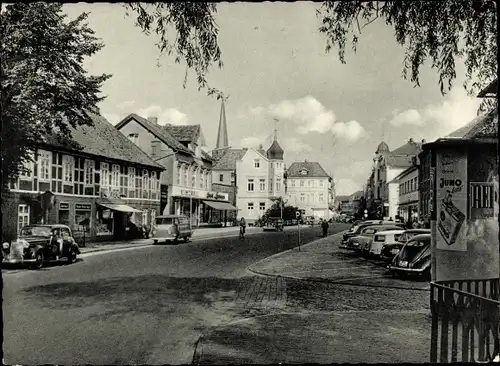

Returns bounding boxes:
[263,217,284,231]
[2,224,81,269]
[348,224,405,254]
[388,233,431,280]
[369,229,405,257]
[340,220,404,248]
[153,215,192,244]
[380,229,430,263]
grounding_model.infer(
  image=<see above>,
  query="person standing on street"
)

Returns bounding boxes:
[321,219,329,237]
[239,217,246,239]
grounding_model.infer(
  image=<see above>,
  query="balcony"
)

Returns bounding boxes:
[430,278,500,363]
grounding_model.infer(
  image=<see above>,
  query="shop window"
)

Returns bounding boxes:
[247,179,254,192]
[101,162,110,187]
[247,202,254,216]
[96,208,113,236]
[38,149,52,181]
[62,155,74,184]
[18,204,30,233]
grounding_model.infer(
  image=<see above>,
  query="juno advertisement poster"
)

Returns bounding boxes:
[436,151,468,251]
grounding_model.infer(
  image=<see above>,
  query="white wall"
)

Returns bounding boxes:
[286,177,329,217]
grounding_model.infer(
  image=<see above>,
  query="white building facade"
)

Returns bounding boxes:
[285,161,332,219]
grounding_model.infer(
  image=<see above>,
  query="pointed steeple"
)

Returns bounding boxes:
[216,98,229,149]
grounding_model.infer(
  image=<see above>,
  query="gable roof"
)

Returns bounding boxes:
[286,161,330,178]
[390,140,422,156]
[212,148,247,170]
[385,140,422,168]
[41,113,164,169]
[163,124,200,143]
[446,109,498,140]
[335,195,350,202]
[116,114,191,154]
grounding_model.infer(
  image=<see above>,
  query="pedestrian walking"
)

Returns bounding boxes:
[239,217,246,239]
[321,219,329,237]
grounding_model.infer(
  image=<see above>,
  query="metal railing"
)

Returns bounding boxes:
[430,278,500,363]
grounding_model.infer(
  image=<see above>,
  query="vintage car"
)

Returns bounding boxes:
[380,229,431,263]
[153,215,192,244]
[340,220,404,248]
[263,217,284,231]
[2,224,81,269]
[388,233,431,280]
[348,224,405,254]
[369,229,405,257]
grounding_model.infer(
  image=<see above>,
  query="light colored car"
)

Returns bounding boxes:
[369,229,405,257]
[153,215,192,244]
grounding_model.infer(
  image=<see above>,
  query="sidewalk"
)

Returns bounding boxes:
[194,231,432,364]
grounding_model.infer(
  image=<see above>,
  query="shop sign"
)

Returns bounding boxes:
[470,182,498,220]
[181,189,195,197]
[207,191,227,200]
[75,203,92,211]
[59,202,70,210]
[436,151,467,251]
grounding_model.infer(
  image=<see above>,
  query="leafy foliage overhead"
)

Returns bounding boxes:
[1,3,111,192]
[316,0,497,97]
[125,2,224,99]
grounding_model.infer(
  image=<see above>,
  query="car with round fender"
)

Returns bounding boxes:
[2,224,81,269]
[369,229,405,257]
[340,220,404,248]
[348,224,405,255]
[388,233,431,280]
[380,228,430,263]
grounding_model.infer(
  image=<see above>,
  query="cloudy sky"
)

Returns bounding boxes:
[64,3,481,196]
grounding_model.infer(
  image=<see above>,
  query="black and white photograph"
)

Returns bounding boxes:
[1,1,498,364]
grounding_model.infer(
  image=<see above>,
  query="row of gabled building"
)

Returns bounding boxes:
[2,99,335,243]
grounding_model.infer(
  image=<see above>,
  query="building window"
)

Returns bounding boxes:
[84,160,94,185]
[247,202,254,216]
[128,133,139,145]
[101,162,109,187]
[247,179,254,192]
[276,178,281,192]
[259,202,266,213]
[191,167,197,188]
[206,171,210,189]
[319,193,324,202]
[300,180,304,187]
[150,171,158,199]
[38,149,51,181]
[18,204,30,233]
[200,170,204,188]
[142,210,148,225]
[142,170,149,199]
[183,166,188,187]
[176,165,181,185]
[219,173,224,182]
[307,180,312,187]
[128,167,136,196]
[20,154,34,180]
[254,159,260,168]
[319,180,324,187]
[111,164,120,188]
[300,194,305,202]
[259,179,266,192]
[151,141,160,156]
[291,180,296,188]
[62,155,75,184]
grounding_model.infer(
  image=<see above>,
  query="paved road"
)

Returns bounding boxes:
[3,224,348,365]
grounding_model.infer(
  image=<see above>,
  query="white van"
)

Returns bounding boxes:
[369,229,405,257]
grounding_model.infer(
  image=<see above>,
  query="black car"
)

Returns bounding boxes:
[2,224,81,269]
[380,229,430,263]
[388,233,431,280]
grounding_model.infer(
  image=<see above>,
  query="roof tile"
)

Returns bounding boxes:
[286,161,330,178]
[163,124,200,143]
[212,149,247,170]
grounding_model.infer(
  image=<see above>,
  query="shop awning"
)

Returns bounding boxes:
[202,200,238,211]
[97,202,143,213]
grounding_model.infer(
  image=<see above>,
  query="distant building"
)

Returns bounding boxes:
[371,138,424,219]
[2,113,165,242]
[286,160,332,219]
[391,163,419,222]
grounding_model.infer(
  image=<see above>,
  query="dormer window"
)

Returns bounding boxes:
[300,169,308,176]
[128,133,139,145]
[151,140,160,157]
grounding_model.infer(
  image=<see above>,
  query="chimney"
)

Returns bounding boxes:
[148,117,158,124]
[409,137,414,143]
[304,159,308,163]
[421,139,426,144]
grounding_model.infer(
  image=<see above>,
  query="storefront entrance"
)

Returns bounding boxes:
[96,199,143,239]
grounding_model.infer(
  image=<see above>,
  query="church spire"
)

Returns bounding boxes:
[216,98,229,149]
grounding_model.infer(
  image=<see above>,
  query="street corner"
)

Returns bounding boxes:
[196,311,431,364]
